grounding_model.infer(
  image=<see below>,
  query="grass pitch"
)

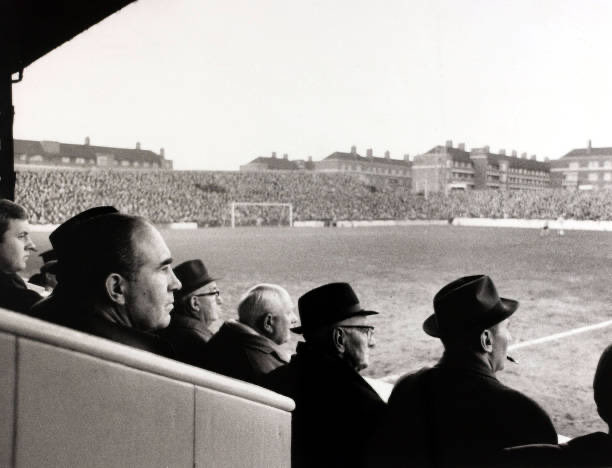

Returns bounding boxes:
[31,224,612,437]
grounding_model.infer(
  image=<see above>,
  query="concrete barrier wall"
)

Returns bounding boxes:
[0,310,293,468]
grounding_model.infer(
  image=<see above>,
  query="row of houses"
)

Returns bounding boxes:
[241,140,612,192]
[13,137,612,193]
[14,138,173,170]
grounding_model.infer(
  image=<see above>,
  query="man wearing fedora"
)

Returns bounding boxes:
[369,275,556,467]
[202,283,296,384]
[160,259,221,366]
[264,282,386,468]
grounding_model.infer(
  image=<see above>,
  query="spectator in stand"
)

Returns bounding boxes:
[31,206,119,323]
[0,199,41,314]
[203,283,296,384]
[369,275,557,467]
[160,259,221,366]
[39,211,181,358]
[264,282,385,468]
[501,344,612,467]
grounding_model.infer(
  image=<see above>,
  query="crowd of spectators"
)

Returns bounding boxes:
[14,168,612,225]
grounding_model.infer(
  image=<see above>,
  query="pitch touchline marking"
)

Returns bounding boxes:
[380,319,612,384]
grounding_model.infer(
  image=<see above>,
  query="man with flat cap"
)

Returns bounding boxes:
[368,275,557,468]
[160,259,221,366]
[264,282,386,468]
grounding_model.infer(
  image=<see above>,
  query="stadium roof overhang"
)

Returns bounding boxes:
[1,0,137,200]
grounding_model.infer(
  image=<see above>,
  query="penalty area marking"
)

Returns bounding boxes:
[380,318,612,385]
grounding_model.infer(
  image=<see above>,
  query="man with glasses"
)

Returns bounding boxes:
[160,259,222,366]
[264,282,386,468]
[202,283,296,384]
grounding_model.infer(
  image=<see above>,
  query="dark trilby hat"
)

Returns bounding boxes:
[292,282,378,334]
[423,275,518,338]
[173,259,217,298]
[39,249,57,264]
[50,206,119,254]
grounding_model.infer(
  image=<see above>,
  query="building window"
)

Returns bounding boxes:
[588,173,598,181]
[75,158,85,164]
[121,160,130,167]
[569,162,579,169]
[605,161,612,169]
[61,157,70,163]
[19,154,26,161]
[589,161,599,169]
[604,173,612,181]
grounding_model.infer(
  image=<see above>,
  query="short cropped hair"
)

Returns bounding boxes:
[237,284,289,329]
[594,344,612,424]
[0,200,27,242]
[61,213,150,297]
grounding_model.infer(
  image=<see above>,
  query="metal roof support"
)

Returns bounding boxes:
[0,72,16,201]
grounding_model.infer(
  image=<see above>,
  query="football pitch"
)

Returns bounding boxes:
[32,224,612,437]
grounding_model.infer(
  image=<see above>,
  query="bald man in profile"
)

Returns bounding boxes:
[203,283,297,384]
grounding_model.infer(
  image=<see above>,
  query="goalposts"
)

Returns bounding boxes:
[229,202,293,228]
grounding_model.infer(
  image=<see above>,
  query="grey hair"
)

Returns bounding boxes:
[237,283,290,329]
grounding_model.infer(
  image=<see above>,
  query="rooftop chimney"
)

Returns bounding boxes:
[512,150,517,157]
[499,149,506,155]
[366,148,373,157]
[283,153,288,160]
[530,154,536,160]
[136,142,141,150]
[84,136,90,146]
[404,154,410,161]
[458,143,465,151]
[445,140,453,148]
[350,145,357,154]
[308,156,312,161]
[272,152,277,158]
[160,147,165,157]
[484,145,490,153]
[521,152,527,159]
[384,150,390,159]
[587,139,592,154]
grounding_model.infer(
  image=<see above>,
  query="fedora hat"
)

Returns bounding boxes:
[50,206,119,254]
[423,275,518,338]
[173,259,217,298]
[292,282,378,334]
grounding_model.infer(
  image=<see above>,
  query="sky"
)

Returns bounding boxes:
[12,0,612,170]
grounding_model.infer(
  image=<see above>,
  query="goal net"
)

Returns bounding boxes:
[229,202,293,228]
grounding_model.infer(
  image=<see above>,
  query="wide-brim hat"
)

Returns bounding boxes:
[50,206,119,254]
[423,275,518,338]
[291,282,378,334]
[173,259,217,298]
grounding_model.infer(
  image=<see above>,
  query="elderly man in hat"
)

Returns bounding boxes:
[369,275,557,467]
[501,344,612,467]
[0,199,42,314]
[203,283,296,384]
[264,282,386,468]
[159,259,221,366]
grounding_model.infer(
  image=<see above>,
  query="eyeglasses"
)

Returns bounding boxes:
[193,290,220,298]
[338,325,375,340]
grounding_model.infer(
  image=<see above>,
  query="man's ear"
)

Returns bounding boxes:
[189,295,200,311]
[105,273,127,305]
[480,329,494,353]
[262,313,274,334]
[332,327,346,353]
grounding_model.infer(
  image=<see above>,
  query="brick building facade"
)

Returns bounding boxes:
[550,141,612,190]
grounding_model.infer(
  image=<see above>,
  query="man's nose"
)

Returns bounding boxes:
[169,270,181,291]
[26,238,36,251]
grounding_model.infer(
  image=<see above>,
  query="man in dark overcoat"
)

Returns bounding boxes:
[203,283,296,383]
[368,275,557,467]
[160,259,221,366]
[501,343,612,467]
[264,282,386,468]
